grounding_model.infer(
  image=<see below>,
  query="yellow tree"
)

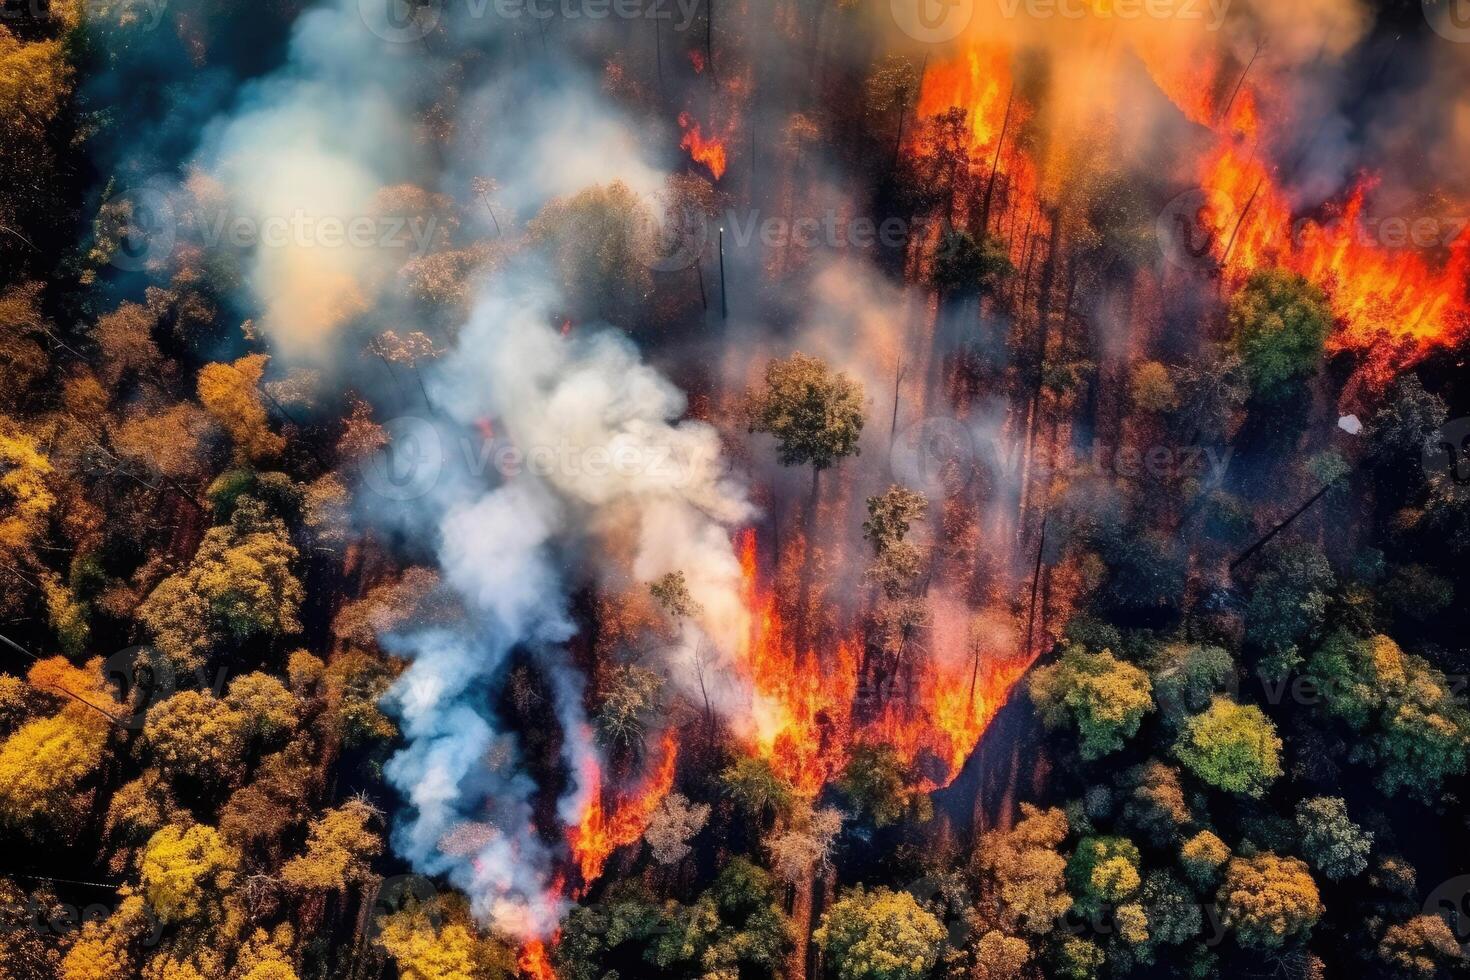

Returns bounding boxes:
[197,355,285,462]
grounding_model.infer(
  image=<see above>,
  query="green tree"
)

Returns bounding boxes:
[1217,853,1322,949]
[1227,269,1332,402]
[1306,633,1470,800]
[1029,646,1153,760]
[1174,697,1282,797]
[931,229,1012,298]
[1294,796,1371,881]
[1245,542,1334,679]
[1180,830,1230,890]
[745,352,865,479]
[813,886,945,980]
[837,743,929,829]
[1067,836,1143,913]
[721,756,794,820]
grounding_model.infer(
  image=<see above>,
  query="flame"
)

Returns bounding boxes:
[1145,51,1470,377]
[734,529,858,797]
[911,44,1041,262]
[679,111,728,180]
[566,733,679,888]
[519,939,557,980]
[732,528,1028,798]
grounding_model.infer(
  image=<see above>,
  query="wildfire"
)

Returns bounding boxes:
[518,939,557,980]
[732,529,1027,798]
[911,43,1041,258]
[566,733,679,888]
[1147,50,1470,375]
[679,111,728,180]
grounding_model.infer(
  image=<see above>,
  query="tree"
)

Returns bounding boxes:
[861,487,928,555]
[721,756,794,820]
[1029,646,1153,760]
[1306,632,1470,800]
[648,859,792,977]
[1174,697,1282,797]
[1217,854,1322,949]
[1364,375,1446,497]
[1378,915,1464,979]
[0,658,115,831]
[745,352,865,479]
[1117,759,1192,843]
[197,354,285,462]
[1180,831,1230,890]
[137,497,304,669]
[975,804,1071,935]
[377,909,515,980]
[973,931,1031,980]
[0,282,53,399]
[224,672,299,745]
[1129,361,1178,413]
[764,801,842,883]
[1067,836,1143,913]
[837,744,929,829]
[92,301,161,385]
[813,886,946,980]
[643,792,710,865]
[0,419,54,558]
[1294,796,1371,881]
[139,824,240,923]
[1245,542,1334,679]
[649,570,700,619]
[280,800,382,890]
[1227,269,1332,402]
[931,229,1012,298]
[528,181,654,328]
[143,690,248,784]
[1147,642,1234,719]
[595,663,663,749]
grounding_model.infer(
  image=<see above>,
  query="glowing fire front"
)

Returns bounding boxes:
[732,528,1028,798]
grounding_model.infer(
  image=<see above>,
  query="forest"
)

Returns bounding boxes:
[0,0,1468,977]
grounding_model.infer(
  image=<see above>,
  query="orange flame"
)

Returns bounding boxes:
[566,733,679,888]
[1146,51,1470,377]
[732,529,1027,798]
[679,111,728,180]
[519,939,557,980]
